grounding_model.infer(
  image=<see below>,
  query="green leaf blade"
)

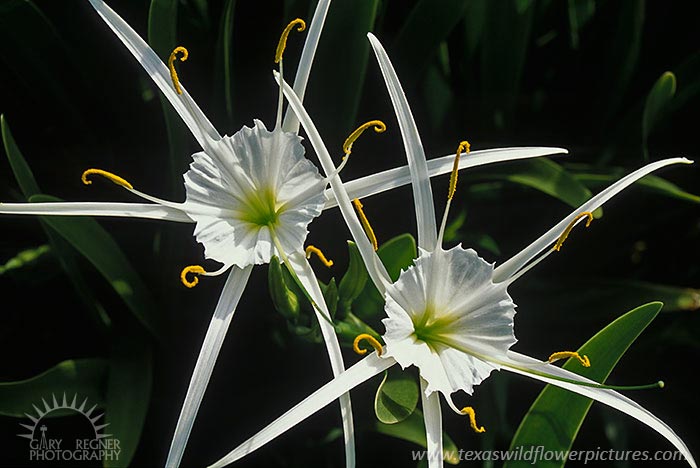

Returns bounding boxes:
[505,301,664,468]
[374,368,419,424]
[104,332,153,468]
[28,194,163,340]
[0,359,109,418]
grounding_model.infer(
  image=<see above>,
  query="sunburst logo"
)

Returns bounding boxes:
[17,393,121,463]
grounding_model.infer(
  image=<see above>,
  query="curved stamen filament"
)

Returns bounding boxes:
[305,245,334,268]
[437,140,470,244]
[81,169,133,190]
[180,265,206,288]
[352,199,378,251]
[448,140,470,200]
[342,120,387,156]
[352,333,383,356]
[553,211,593,251]
[549,351,591,368]
[168,46,189,95]
[460,406,486,433]
[275,19,306,63]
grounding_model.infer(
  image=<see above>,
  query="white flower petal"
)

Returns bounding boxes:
[325,147,568,209]
[87,0,220,151]
[367,33,437,251]
[183,120,325,267]
[494,158,693,283]
[208,353,395,468]
[166,265,253,468]
[500,351,697,468]
[420,377,444,468]
[0,201,192,222]
[277,72,393,292]
[282,0,331,134]
[287,251,355,468]
[383,246,514,396]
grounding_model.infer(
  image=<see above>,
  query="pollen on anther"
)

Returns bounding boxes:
[168,46,189,95]
[353,333,383,356]
[460,406,486,433]
[275,18,306,64]
[548,351,591,368]
[81,168,133,190]
[180,265,205,288]
[342,120,386,155]
[352,199,379,251]
[448,140,470,201]
[305,245,334,268]
[553,211,594,252]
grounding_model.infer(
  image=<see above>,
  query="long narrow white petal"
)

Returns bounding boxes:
[0,201,192,222]
[493,158,693,282]
[420,378,444,468]
[166,265,253,468]
[500,351,696,468]
[87,0,221,151]
[282,0,331,134]
[287,251,355,468]
[277,72,392,292]
[208,353,395,468]
[324,147,568,209]
[367,33,437,251]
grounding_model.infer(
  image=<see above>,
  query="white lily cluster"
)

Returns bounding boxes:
[2,1,695,468]
[203,31,697,468]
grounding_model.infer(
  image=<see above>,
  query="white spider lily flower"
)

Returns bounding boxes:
[0,3,558,467]
[205,34,696,468]
[3,2,348,467]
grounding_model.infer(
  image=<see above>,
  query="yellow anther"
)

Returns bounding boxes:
[460,407,486,433]
[352,198,379,251]
[553,211,594,251]
[180,265,206,288]
[81,169,133,190]
[353,333,383,356]
[305,245,334,268]
[448,140,470,200]
[548,351,591,368]
[275,18,306,63]
[342,120,387,155]
[168,46,189,95]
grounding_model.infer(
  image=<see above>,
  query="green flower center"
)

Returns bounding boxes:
[411,305,456,350]
[240,187,283,228]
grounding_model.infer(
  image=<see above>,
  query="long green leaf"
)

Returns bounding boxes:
[2,115,111,330]
[0,359,109,418]
[148,0,188,194]
[214,0,236,124]
[642,71,677,161]
[392,0,469,89]
[525,279,699,316]
[308,0,379,134]
[28,194,163,340]
[567,0,595,49]
[598,0,645,122]
[480,0,535,127]
[1,114,40,196]
[0,1,84,127]
[573,171,700,205]
[0,244,51,276]
[505,302,663,468]
[468,158,602,215]
[104,329,153,468]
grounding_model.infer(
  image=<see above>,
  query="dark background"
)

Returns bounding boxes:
[0,0,698,467]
